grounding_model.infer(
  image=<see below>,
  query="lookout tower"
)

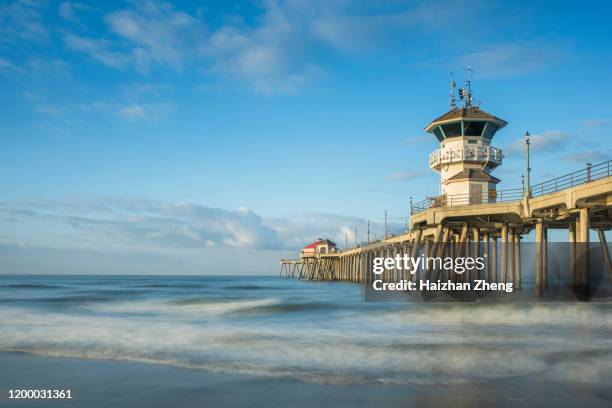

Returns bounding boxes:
[425,69,507,205]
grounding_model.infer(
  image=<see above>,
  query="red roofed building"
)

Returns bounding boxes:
[301,238,338,257]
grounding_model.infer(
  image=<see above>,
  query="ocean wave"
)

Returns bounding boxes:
[89,297,283,317]
[1,306,611,386]
[0,283,65,289]
[224,284,272,290]
[137,283,208,289]
[379,303,612,328]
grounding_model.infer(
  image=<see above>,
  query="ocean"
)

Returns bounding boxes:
[1,274,611,407]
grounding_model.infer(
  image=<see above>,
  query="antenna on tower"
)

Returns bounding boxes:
[464,65,472,108]
[449,72,456,109]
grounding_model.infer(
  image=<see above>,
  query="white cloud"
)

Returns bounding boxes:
[581,119,612,128]
[0,199,282,251]
[58,0,488,93]
[562,150,610,163]
[34,104,62,116]
[0,199,411,274]
[0,57,20,73]
[454,42,562,78]
[104,2,208,72]
[505,130,572,155]
[58,2,92,21]
[0,199,407,252]
[118,104,146,119]
[64,34,128,69]
[0,0,46,43]
[403,135,431,145]
[385,171,422,182]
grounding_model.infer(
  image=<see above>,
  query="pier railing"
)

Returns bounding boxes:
[411,188,523,214]
[411,159,612,215]
[530,159,611,197]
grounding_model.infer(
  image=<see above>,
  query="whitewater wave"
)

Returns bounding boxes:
[88,297,283,317]
[1,303,611,386]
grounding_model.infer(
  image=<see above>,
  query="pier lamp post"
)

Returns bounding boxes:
[525,131,531,197]
[384,210,388,239]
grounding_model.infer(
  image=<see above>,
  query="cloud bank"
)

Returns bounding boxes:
[0,198,406,274]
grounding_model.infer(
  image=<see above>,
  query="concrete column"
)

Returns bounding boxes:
[410,230,423,284]
[464,236,471,283]
[569,221,576,288]
[423,239,431,281]
[345,256,349,282]
[346,256,349,281]
[456,224,468,283]
[508,227,515,284]
[578,208,590,290]
[543,225,548,289]
[535,220,543,295]
[579,208,590,243]
[501,224,508,283]
[491,236,497,283]
[431,227,450,281]
[514,231,521,289]
[483,231,489,282]
[598,229,612,285]
[472,227,480,280]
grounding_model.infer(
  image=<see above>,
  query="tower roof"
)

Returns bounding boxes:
[446,169,500,184]
[425,107,507,132]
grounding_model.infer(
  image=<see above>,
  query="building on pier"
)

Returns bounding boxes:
[301,239,338,257]
[426,73,506,205]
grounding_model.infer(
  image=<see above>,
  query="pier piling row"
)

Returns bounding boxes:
[281,165,612,295]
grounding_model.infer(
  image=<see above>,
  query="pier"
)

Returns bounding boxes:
[280,79,612,296]
[281,161,612,295]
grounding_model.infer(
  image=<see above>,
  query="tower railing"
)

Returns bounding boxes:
[429,145,503,168]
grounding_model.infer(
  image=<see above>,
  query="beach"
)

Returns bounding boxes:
[1,275,611,407]
[2,352,611,408]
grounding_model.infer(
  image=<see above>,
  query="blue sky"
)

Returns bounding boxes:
[1,0,612,274]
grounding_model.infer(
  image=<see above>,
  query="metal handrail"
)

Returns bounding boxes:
[410,188,523,214]
[530,159,611,197]
[411,159,612,215]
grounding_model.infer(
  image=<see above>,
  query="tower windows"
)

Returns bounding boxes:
[482,122,498,140]
[463,121,486,136]
[441,122,462,137]
[433,127,445,142]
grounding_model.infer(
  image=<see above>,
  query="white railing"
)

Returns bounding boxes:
[429,145,503,168]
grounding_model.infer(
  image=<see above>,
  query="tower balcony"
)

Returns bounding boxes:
[429,145,503,169]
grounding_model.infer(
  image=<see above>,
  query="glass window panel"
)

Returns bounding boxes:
[482,123,498,140]
[433,127,445,142]
[441,122,462,137]
[463,121,486,136]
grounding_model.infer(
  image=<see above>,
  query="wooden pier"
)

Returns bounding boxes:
[281,160,612,295]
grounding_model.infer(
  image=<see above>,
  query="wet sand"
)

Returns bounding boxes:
[1,352,611,408]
